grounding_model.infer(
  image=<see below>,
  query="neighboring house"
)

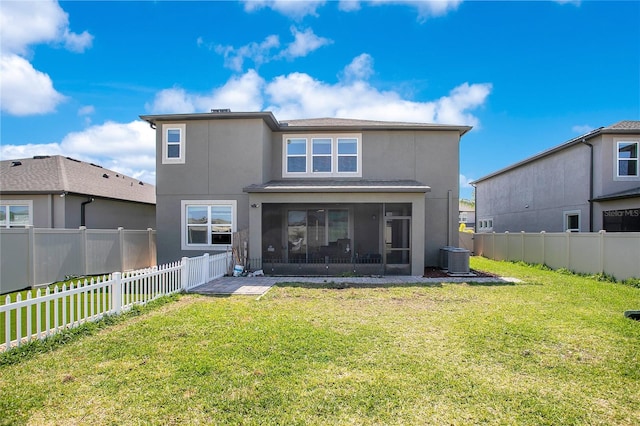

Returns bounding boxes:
[472,121,640,233]
[459,200,475,230]
[0,155,156,229]
[140,111,471,275]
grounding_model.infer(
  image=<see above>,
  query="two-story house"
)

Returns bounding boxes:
[473,121,640,233]
[141,111,471,275]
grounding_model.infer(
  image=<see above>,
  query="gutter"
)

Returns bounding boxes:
[81,196,94,227]
[582,138,594,232]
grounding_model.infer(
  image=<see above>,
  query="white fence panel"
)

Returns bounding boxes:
[603,233,640,280]
[474,231,640,281]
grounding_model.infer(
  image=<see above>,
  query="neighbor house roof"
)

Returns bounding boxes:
[471,121,640,184]
[244,179,431,193]
[0,155,155,204]
[139,111,472,136]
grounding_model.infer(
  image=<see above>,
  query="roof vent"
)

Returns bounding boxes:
[11,161,22,167]
[66,157,81,163]
[210,108,231,113]
[102,173,109,178]
[33,155,51,159]
[138,181,144,185]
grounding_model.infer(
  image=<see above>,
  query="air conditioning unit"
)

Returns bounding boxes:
[447,248,470,274]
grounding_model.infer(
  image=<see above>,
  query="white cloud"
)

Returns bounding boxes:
[0,0,93,55]
[242,0,325,19]
[277,27,333,60]
[264,63,491,126]
[212,27,330,71]
[78,105,95,116]
[0,0,92,117]
[342,53,374,81]
[572,124,595,134]
[0,121,157,184]
[460,174,474,189]
[0,54,67,116]
[355,1,463,20]
[147,70,265,114]
[215,35,280,72]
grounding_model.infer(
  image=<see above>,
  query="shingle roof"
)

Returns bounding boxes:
[605,121,640,131]
[244,179,431,193]
[0,156,155,204]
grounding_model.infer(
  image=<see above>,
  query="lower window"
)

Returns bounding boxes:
[0,201,32,228]
[181,200,236,250]
[564,210,581,232]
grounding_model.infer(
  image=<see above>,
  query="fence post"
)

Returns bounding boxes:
[598,230,606,275]
[27,225,36,288]
[565,230,571,271]
[147,228,154,267]
[181,257,189,291]
[540,231,546,266]
[79,226,88,276]
[118,227,125,272]
[202,253,210,284]
[112,272,122,314]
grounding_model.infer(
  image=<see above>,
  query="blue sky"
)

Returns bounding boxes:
[1,0,639,200]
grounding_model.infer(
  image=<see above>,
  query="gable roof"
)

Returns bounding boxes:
[472,121,640,184]
[139,111,472,136]
[0,155,155,204]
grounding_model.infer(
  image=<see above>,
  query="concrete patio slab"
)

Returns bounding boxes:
[188,275,522,296]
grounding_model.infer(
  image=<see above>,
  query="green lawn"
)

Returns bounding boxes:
[1,257,638,425]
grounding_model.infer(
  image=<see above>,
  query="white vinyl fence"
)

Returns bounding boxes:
[1,252,232,353]
[474,231,640,280]
[0,226,157,294]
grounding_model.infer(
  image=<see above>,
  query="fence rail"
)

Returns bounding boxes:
[473,231,640,280]
[1,251,232,353]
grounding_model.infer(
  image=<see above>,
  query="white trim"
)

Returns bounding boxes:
[563,210,581,232]
[162,123,186,164]
[614,139,639,180]
[181,200,236,251]
[282,133,362,178]
[0,199,33,228]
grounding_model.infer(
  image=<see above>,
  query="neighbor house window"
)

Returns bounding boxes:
[617,141,638,177]
[162,123,186,164]
[564,211,580,232]
[181,200,236,250]
[478,218,493,232]
[283,134,362,177]
[0,200,32,228]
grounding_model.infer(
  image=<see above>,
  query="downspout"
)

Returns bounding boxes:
[81,196,94,227]
[581,138,594,232]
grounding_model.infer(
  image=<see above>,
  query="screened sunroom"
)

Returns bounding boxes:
[244,180,428,276]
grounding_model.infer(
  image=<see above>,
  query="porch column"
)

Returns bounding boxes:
[411,196,426,276]
[247,194,263,264]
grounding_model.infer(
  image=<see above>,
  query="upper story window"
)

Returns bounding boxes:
[283,134,362,178]
[162,123,186,164]
[617,141,638,178]
[0,200,32,228]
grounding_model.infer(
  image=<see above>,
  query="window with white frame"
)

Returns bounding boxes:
[617,141,638,177]
[0,200,32,228]
[564,210,581,232]
[283,134,362,177]
[478,218,493,232]
[162,123,186,164]
[181,200,236,250]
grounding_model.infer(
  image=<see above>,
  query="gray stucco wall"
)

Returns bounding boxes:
[476,143,591,233]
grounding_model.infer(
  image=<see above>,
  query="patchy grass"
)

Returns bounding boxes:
[1,257,638,425]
